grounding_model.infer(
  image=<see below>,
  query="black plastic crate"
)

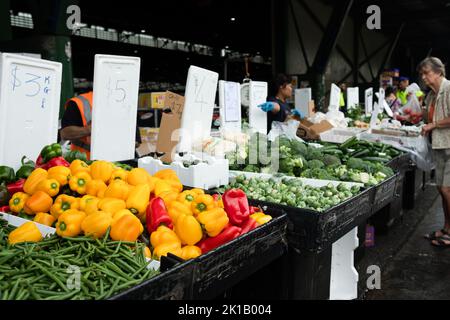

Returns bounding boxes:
[191,206,288,299]
[109,260,195,300]
[386,153,411,172]
[249,188,373,253]
[370,173,400,213]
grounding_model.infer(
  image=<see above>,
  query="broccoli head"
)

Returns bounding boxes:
[305,146,323,161]
[307,159,325,170]
[290,140,308,157]
[347,157,366,171]
[323,155,342,167]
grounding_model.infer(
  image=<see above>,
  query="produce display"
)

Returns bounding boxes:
[0,143,276,300]
[226,133,398,186]
[219,175,361,212]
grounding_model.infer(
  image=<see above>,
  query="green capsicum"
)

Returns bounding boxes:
[0,166,15,185]
[64,150,87,164]
[40,143,62,163]
[15,156,35,180]
[0,182,11,206]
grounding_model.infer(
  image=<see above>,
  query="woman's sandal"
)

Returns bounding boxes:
[424,229,449,240]
[431,234,450,248]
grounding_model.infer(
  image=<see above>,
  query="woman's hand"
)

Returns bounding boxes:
[421,123,436,136]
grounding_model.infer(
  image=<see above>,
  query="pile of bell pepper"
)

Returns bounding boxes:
[2,144,273,261]
[0,143,73,212]
[146,185,272,260]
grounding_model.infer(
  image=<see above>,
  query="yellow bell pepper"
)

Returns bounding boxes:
[81,211,112,239]
[50,195,79,219]
[98,198,126,215]
[23,168,48,195]
[126,184,150,220]
[34,213,56,227]
[165,179,183,194]
[147,176,158,193]
[197,208,229,237]
[175,214,203,246]
[25,191,53,214]
[47,166,71,187]
[110,213,143,242]
[250,212,272,225]
[8,222,42,245]
[167,201,193,224]
[86,179,107,198]
[9,192,30,214]
[90,160,114,183]
[180,246,202,260]
[177,190,197,207]
[70,159,90,176]
[112,209,144,233]
[154,179,173,197]
[150,225,181,248]
[36,179,60,197]
[154,169,178,180]
[56,209,86,237]
[109,169,129,184]
[69,171,92,195]
[127,168,150,186]
[191,194,215,216]
[153,242,182,260]
[104,179,130,200]
[190,188,205,195]
[144,247,152,259]
[78,195,100,215]
[159,191,179,208]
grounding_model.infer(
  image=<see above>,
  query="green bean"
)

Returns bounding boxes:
[7,280,21,300]
[32,261,69,292]
[44,289,80,300]
[113,258,138,274]
[105,278,121,299]
[103,261,134,282]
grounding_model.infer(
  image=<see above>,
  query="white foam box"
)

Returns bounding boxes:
[139,153,230,190]
[320,127,367,144]
[229,171,364,189]
[0,211,160,270]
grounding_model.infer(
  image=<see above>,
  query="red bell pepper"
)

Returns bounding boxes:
[197,225,242,254]
[222,189,250,226]
[239,217,259,235]
[45,156,70,169]
[146,197,173,233]
[249,206,262,215]
[6,179,26,196]
[0,206,10,213]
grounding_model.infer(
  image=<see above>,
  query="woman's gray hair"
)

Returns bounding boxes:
[417,57,446,77]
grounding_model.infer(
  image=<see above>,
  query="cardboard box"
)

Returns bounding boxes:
[155,91,185,163]
[297,119,334,140]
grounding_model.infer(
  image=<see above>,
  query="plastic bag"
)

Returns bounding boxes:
[268,120,304,143]
[396,83,423,124]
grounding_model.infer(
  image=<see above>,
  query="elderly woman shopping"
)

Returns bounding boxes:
[420,57,450,247]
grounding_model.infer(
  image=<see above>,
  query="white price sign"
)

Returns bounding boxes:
[295,88,312,117]
[249,81,268,134]
[179,66,219,153]
[347,87,359,110]
[90,54,141,161]
[219,80,241,132]
[365,88,373,116]
[330,84,341,110]
[0,53,62,170]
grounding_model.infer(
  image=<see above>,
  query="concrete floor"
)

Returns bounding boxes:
[357,183,450,300]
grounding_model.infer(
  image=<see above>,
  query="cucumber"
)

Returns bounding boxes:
[340,136,358,149]
[362,157,390,163]
[351,149,371,158]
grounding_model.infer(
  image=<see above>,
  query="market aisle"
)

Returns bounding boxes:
[362,185,450,300]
